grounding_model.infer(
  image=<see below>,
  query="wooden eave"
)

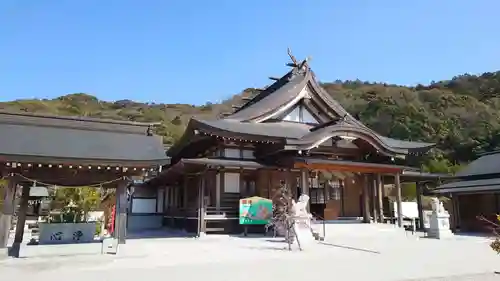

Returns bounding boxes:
[293,158,407,174]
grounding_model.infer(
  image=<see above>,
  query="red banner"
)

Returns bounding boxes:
[108,205,116,235]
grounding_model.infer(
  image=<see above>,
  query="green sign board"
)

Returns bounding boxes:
[239,196,273,225]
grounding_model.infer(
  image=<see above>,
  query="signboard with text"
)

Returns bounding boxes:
[239,196,272,225]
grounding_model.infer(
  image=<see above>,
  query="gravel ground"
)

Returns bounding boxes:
[1,225,499,281]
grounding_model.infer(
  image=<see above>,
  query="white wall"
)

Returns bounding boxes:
[224,173,240,193]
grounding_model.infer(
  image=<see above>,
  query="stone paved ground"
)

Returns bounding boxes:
[1,225,500,281]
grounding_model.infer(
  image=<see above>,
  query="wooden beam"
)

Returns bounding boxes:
[309,146,362,157]
[12,169,129,187]
[302,97,333,123]
[293,162,402,174]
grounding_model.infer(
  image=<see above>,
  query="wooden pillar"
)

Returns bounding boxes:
[376,174,384,223]
[115,180,128,244]
[9,184,30,258]
[286,169,295,199]
[453,194,461,232]
[267,170,272,199]
[215,171,222,211]
[395,173,403,227]
[183,176,188,208]
[0,176,16,253]
[198,175,206,237]
[171,186,176,208]
[416,181,425,230]
[362,174,370,223]
[300,169,309,211]
[239,168,245,196]
[371,174,378,223]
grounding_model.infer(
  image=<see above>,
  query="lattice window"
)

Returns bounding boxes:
[309,179,342,204]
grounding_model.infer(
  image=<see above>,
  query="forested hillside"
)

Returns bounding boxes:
[2,70,500,172]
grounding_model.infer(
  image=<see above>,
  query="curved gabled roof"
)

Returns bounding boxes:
[168,52,435,159]
[286,121,432,156]
[167,117,434,159]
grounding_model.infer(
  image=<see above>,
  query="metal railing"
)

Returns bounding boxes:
[310,212,326,240]
[205,206,238,219]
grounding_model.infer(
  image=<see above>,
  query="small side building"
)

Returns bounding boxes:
[434,151,500,232]
[0,111,169,255]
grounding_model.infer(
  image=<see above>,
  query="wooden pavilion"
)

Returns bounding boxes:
[434,151,500,232]
[0,111,168,258]
[143,50,440,235]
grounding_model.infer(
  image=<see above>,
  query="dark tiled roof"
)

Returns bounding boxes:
[0,113,168,165]
[193,118,311,139]
[455,152,500,177]
[181,158,266,168]
[434,178,500,194]
[228,71,309,121]
[0,111,158,134]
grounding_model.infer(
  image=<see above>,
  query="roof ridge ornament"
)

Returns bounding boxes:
[287,47,299,67]
[286,48,310,75]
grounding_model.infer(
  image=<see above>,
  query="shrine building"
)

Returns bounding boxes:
[0,111,168,257]
[143,51,440,235]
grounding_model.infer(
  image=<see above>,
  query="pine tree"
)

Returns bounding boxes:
[266,181,301,251]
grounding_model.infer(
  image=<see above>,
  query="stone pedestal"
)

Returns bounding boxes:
[39,222,97,244]
[428,211,453,239]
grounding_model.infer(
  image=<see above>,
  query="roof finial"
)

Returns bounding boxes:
[287,47,299,67]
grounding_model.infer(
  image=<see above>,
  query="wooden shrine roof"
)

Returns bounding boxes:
[167,50,434,159]
[453,151,500,178]
[0,111,169,166]
[433,151,500,194]
[434,177,500,194]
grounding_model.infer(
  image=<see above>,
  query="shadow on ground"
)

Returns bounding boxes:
[319,242,381,254]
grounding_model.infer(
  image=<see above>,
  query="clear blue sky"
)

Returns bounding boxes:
[1,1,499,105]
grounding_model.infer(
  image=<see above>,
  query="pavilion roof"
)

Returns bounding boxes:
[0,111,169,166]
